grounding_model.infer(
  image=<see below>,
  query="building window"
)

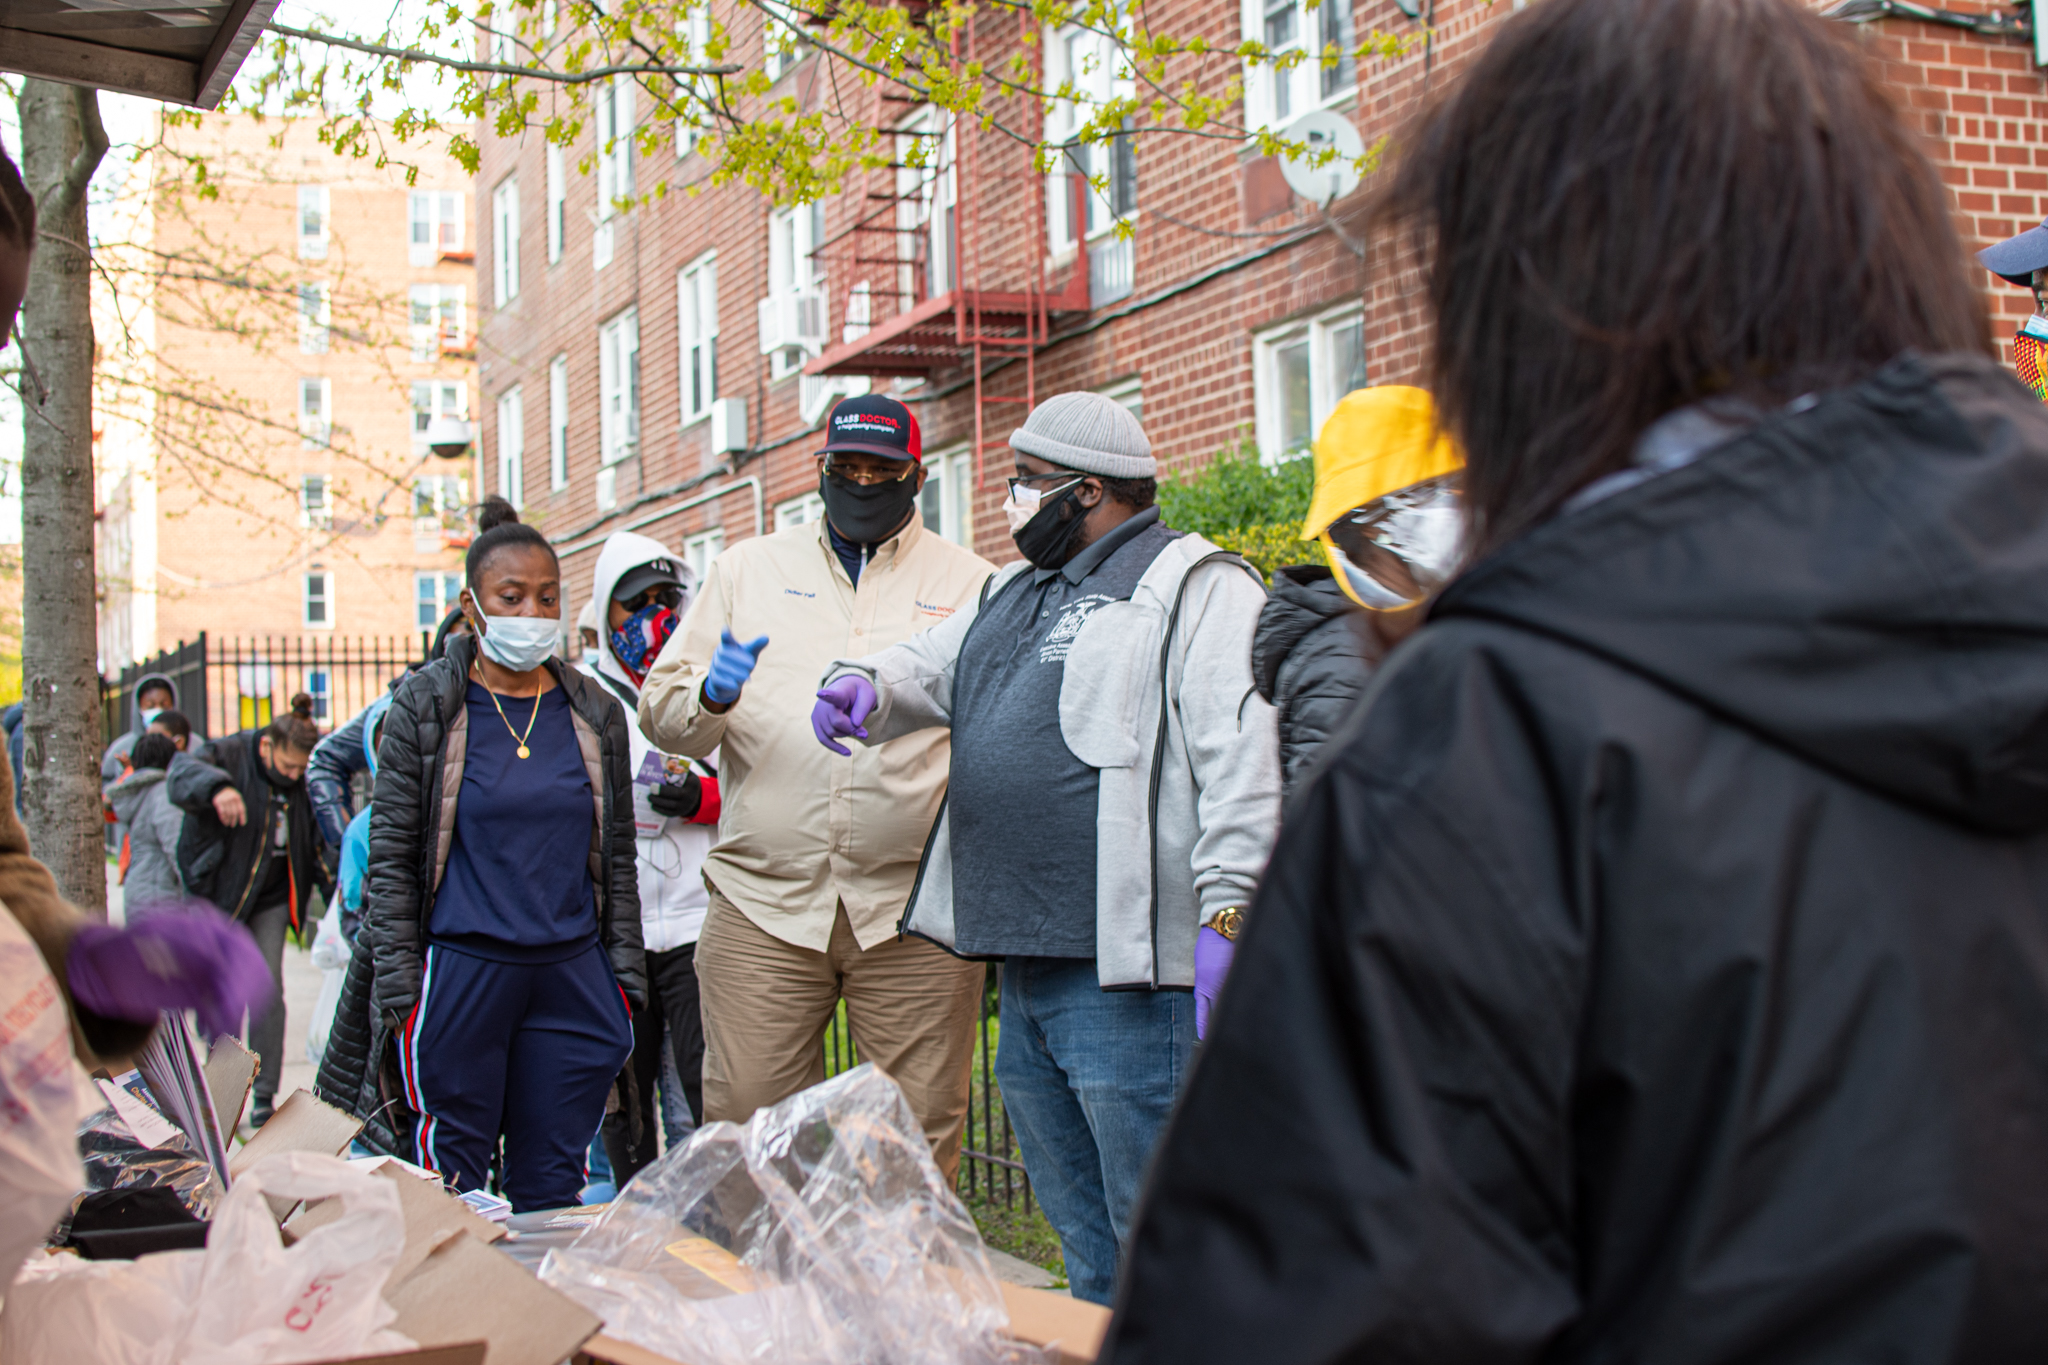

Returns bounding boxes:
[918,446,975,547]
[298,377,331,448]
[1254,304,1365,462]
[593,76,635,269]
[549,354,569,490]
[774,490,825,530]
[306,669,331,721]
[684,528,725,582]
[416,571,462,629]
[675,5,712,158]
[409,284,467,361]
[297,185,329,260]
[304,567,333,628]
[599,308,641,467]
[1098,374,1143,420]
[1045,27,1137,303]
[763,0,809,79]
[412,380,468,450]
[409,190,463,267]
[545,141,566,264]
[300,473,330,529]
[298,282,331,354]
[496,385,525,506]
[896,108,956,300]
[760,203,824,378]
[678,254,719,424]
[413,474,469,532]
[492,175,521,305]
[1244,0,1356,130]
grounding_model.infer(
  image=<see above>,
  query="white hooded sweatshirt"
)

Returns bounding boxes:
[590,531,716,951]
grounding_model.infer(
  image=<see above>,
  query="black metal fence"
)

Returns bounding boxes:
[821,962,1031,1211]
[103,633,429,745]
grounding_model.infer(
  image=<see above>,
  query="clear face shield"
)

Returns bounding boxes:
[1318,472,1465,611]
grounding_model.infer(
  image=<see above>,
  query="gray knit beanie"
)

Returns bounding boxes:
[1007,391,1156,479]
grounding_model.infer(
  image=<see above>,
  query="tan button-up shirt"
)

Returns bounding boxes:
[638,514,994,951]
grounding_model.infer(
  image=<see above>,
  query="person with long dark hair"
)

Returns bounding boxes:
[1103,1,2048,1360]
[364,496,642,1210]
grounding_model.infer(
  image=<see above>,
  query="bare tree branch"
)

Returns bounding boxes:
[262,20,743,81]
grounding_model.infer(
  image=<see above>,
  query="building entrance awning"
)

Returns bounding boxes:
[0,0,279,109]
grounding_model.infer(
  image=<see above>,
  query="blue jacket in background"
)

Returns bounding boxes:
[308,689,395,850]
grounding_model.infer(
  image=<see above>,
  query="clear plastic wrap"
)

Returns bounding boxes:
[540,1063,1051,1365]
[53,1101,224,1242]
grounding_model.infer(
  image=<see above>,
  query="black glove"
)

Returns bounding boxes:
[647,769,704,820]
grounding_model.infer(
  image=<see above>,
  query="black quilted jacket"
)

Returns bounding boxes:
[1249,565,1382,797]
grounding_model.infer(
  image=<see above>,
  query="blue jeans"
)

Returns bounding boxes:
[994,957,1193,1306]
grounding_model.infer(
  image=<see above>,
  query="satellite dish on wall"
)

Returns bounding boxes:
[1279,110,1366,208]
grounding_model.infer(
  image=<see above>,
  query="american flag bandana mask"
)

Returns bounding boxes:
[2016,323,2048,402]
[610,604,679,684]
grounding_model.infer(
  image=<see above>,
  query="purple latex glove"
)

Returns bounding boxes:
[1194,925,1236,1042]
[66,901,274,1040]
[812,675,878,756]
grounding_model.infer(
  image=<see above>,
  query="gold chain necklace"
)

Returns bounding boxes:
[477,668,543,759]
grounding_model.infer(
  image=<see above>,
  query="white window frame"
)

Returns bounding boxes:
[1098,374,1144,420]
[492,174,521,304]
[684,528,726,582]
[409,284,468,361]
[549,353,570,490]
[297,282,331,354]
[678,253,720,425]
[599,307,641,467]
[895,107,956,301]
[546,141,566,264]
[413,473,470,532]
[298,377,331,448]
[763,0,809,79]
[760,203,824,379]
[595,76,637,220]
[416,571,463,629]
[774,491,825,531]
[412,380,469,451]
[1240,0,1357,134]
[297,185,329,260]
[300,473,331,529]
[497,385,526,506]
[918,445,975,547]
[675,6,712,158]
[409,190,464,268]
[304,567,334,629]
[1253,302,1365,463]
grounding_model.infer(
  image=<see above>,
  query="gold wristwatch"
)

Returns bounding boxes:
[1207,906,1245,941]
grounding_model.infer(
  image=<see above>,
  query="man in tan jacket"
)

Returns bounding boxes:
[639,395,993,1177]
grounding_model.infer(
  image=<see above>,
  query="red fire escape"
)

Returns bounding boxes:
[804,10,1089,488]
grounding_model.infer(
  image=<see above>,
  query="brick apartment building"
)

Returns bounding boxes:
[472,0,2038,611]
[96,114,479,675]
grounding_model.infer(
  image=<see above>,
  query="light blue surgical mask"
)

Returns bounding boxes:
[475,612,559,672]
[138,707,163,726]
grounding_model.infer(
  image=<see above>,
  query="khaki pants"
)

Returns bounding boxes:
[695,885,984,1182]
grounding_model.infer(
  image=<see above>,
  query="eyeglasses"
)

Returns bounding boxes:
[1004,471,1085,498]
[625,585,684,612]
[821,454,915,486]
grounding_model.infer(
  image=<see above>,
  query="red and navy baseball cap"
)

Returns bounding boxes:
[820,394,922,463]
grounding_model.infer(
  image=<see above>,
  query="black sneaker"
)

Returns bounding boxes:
[247,1102,274,1131]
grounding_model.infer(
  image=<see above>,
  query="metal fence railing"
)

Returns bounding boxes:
[103,633,430,745]
[821,962,1031,1211]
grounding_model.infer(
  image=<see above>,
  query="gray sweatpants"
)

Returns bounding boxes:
[245,898,291,1109]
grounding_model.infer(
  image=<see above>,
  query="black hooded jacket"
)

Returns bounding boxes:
[1250,565,1382,796]
[168,730,330,930]
[1104,353,2048,1364]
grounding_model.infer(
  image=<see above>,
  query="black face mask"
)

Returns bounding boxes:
[820,472,919,545]
[1012,481,1091,569]
[262,760,302,792]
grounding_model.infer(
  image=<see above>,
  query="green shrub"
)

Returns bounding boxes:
[1158,440,1320,577]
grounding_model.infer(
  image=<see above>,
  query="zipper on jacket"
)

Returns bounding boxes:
[232,790,274,922]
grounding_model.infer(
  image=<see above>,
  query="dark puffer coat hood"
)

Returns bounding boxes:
[1106,352,2048,1365]
[1250,565,1381,796]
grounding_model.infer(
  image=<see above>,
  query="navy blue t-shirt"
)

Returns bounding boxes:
[429,681,599,962]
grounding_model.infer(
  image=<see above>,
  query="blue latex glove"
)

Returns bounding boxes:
[1193,924,1236,1041]
[67,900,274,1040]
[704,628,769,705]
[812,676,878,756]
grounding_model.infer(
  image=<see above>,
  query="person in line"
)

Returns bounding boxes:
[366,497,642,1211]
[813,392,1279,1304]
[585,532,720,1182]
[101,673,179,856]
[1103,1,2048,1359]
[168,693,330,1129]
[148,709,192,753]
[105,732,188,911]
[1251,386,1463,797]
[1975,216,2048,400]
[639,394,993,1179]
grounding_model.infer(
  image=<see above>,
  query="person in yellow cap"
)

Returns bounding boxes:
[1250,385,1465,796]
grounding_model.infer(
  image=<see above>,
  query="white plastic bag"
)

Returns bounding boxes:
[0,904,99,1301]
[2,1151,417,1365]
[304,911,351,1066]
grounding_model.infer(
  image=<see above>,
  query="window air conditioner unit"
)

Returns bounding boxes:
[757,290,826,356]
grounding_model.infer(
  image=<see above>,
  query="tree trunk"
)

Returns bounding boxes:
[17,81,108,915]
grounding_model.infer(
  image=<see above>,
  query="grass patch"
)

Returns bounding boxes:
[962,1187,1066,1283]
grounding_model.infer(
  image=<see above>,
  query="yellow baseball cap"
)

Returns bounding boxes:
[1301,385,1463,541]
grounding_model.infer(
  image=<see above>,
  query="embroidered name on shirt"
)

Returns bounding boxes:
[915,601,955,618]
[785,588,816,599]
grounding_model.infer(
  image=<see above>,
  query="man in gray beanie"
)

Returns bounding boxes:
[811,391,1281,1305]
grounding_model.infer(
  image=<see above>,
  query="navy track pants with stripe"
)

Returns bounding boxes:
[399,940,633,1212]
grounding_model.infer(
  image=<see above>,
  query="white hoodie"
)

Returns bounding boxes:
[590,531,716,951]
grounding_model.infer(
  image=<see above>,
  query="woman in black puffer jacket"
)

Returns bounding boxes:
[342,499,644,1208]
[1250,566,1382,797]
